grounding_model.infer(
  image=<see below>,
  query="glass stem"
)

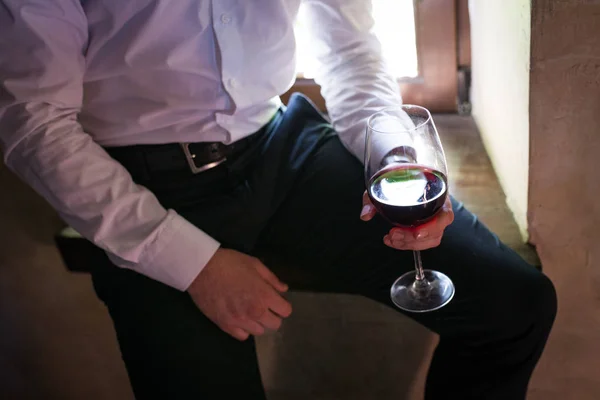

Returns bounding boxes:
[413,250,427,286]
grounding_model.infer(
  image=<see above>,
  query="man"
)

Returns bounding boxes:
[0,1,556,399]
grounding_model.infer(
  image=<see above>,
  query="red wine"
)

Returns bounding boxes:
[368,164,447,227]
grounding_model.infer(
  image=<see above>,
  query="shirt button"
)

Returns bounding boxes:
[221,13,231,24]
[227,78,237,88]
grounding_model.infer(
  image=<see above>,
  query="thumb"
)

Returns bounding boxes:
[254,262,289,293]
[360,191,377,221]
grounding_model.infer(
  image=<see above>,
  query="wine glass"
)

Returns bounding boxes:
[365,105,455,312]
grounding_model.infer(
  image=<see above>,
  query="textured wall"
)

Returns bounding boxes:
[469,0,532,239]
[528,1,600,398]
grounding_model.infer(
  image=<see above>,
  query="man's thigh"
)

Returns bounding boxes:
[256,135,553,337]
[91,264,267,399]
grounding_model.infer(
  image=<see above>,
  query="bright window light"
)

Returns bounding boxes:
[295,0,419,79]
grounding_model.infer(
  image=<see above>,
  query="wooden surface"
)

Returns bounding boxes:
[439,115,538,265]
[457,0,472,68]
[409,0,458,112]
[0,115,536,399]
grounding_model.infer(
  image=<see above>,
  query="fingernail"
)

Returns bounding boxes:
[360,204,373,219]
[383,236,392,246]
[392,240,406,248]
[392,232,405,240]
[416,231,429,240]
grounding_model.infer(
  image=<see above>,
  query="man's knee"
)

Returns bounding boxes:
[530,273,558,325]
[505,270,557,335]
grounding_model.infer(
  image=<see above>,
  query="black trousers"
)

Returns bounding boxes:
[93,94,557,399]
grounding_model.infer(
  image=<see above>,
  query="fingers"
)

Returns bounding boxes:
[239,291,288,335]
[226,294,288,340]
[383,197,454,251]
[238,319,265,336]
[409,208,454,239]
[360,191,377,221]
[384,233,443,251]
[225,320,265,341]
[223,295,286,340]
[266,289,293,318]
[258,310,283,331]
[224,264,291,341]
[437,197,455,228]
[191,249,293,342]
[226,310,283,341]
[225,326,250,341]
[253,262,288,292]
[252,261,292,318]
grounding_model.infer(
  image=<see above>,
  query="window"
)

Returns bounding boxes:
[295,0,419,80]
[283,0,460,113]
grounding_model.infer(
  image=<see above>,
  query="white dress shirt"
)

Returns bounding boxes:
[0,0,402,290]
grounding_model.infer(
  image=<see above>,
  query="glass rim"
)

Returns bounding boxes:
[367,105,432,134]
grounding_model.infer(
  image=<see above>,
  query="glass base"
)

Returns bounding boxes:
[390,270,455,313]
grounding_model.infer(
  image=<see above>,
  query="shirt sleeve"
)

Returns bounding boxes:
[301,0,410,161]
[0,0,219,291]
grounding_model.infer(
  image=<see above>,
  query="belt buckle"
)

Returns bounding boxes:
[180,143,226,174]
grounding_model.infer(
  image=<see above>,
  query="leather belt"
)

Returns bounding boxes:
[106,131,263,176]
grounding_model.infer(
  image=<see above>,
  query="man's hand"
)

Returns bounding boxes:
[187,248,292,341]
[360,191,454,251]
